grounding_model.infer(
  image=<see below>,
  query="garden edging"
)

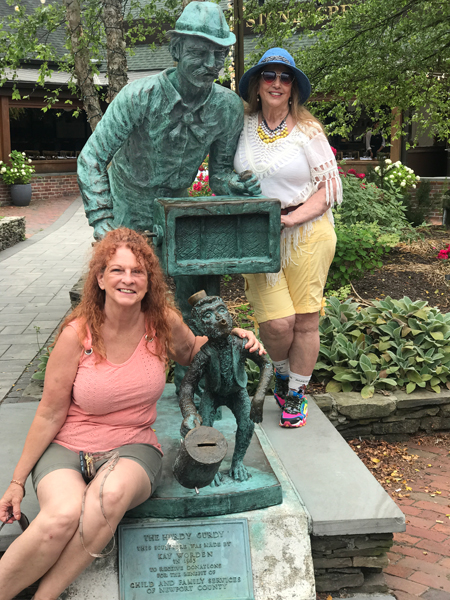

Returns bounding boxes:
[0,216,25,251]
[314,389,450,441]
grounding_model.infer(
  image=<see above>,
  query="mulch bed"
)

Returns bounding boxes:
[353,227,450,312]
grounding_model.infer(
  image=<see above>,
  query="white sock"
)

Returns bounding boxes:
[273,359,290,376]
[289,371,311,391]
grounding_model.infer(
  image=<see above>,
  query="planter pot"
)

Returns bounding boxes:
[10,183,32,206]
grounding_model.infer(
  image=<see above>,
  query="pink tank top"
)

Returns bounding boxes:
[53,320,166,453]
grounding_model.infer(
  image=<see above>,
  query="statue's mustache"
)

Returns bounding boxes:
[192,66,219,78]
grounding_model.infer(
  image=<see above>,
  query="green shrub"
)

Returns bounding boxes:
[336,172,416,238]
[327,218,398,289]
[314,296,450,397]
[402,180,432,227]
[325,285,351,303]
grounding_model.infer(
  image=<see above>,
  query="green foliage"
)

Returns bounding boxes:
[0,0,181,111]
[233,303,258,332]
[325,285,351,303]
[373,160,420,193]
[0,151,35,185]
[246,359,274,396]
[241,0,450,144]
[403,180,432,227]
[327,218,397,289]
[315,296,450,397]
[336,172,414,237]
[31,347,52,382]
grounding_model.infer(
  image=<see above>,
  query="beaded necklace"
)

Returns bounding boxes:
[257,111,290,144]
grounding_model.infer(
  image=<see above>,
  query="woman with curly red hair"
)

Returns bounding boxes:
[0,228,261,599]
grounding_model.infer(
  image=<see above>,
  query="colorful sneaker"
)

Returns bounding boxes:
[279,389,308,428]
[274,370,289,409]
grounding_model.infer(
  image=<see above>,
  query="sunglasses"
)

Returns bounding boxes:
[261,71,294,85]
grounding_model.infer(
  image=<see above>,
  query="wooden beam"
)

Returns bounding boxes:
[234,0,244,93]
[390,108,402,163]
[0,96,11,163]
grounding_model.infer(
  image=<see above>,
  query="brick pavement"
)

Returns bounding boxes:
[386,439,450,600]
[0,194,79,238]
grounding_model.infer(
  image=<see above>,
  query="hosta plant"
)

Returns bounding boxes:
[315,296,450,398]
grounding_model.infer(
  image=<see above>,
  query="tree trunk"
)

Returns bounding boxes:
[64,0,103,131]
[102,0,128,103]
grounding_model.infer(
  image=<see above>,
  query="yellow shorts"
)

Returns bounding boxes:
[243,215,336,324]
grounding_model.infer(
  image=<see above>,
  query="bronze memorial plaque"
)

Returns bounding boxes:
[118,519,254,600]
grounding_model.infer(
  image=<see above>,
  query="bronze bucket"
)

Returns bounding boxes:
[173,425,228,489]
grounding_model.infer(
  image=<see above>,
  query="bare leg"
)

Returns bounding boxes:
[35,458,151,600]
[0,470,85,600]
[258,316,295,362]
[289,312,320,376]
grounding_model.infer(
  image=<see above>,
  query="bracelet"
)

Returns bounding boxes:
[10,479,26,497]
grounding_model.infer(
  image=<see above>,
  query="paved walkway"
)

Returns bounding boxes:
[387,439,450,600]
[0,197,93,402]
[0,197,450,599]
[0,194,79,238]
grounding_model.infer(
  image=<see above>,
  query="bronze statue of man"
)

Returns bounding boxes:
[77,1,259,242]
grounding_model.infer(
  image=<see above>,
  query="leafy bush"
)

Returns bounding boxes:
[327,218,398,289]
[374,159,420,192]
[335,172,416,237]
[402,180,432,227]
[325,284,351,302]
[0,150,35,185]
[314,296,450,398]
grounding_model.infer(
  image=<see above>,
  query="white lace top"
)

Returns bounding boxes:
[234,113,343,284]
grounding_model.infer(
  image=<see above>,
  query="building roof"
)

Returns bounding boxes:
[0,0,314,84]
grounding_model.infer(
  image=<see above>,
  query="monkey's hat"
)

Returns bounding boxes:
[167,1,236,47]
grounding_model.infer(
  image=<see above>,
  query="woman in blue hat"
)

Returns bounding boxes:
[235,48,342,429]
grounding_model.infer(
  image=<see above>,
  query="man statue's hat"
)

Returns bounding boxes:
[167,1,236,47]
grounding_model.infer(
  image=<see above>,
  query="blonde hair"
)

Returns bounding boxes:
[244,70,324,137]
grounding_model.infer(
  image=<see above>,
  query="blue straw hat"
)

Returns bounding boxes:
[238,48,311,104]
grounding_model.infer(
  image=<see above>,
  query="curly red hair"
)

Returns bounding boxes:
[58,228,178,362]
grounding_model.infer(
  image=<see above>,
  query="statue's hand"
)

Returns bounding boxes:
[180,412,203,438]
[228,172,261,197]
[93,218,115,241]
[250,401,264,424]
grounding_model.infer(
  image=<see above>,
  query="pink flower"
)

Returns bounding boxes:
[348,168,357,176]
[204,175,209,182]
[331,146,337,156]
[356,173,365,179]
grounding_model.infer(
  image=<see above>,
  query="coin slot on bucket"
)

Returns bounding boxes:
[173,426,228,489]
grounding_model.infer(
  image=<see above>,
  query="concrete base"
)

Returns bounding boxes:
[259,398,405,536]
[0,402,40,551]
[64,426,315,600]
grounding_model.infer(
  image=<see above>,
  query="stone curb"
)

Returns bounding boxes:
[314,389,450,441]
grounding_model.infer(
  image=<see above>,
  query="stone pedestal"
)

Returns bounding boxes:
[63,406,315,600]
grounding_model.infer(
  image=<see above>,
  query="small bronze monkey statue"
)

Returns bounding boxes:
[178,292,273,484]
